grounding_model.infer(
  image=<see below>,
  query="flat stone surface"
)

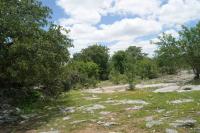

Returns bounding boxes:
[169,99,194,104]
[62,116,71,121]
[104,99,148,105]
[170,118,197,128]
[80,104,105,113]
[99,111,111,115]
[70,120,87,124]
[154,86,180,93]
[178,85,200,92]
[97,121,118,127]
[165,128,178,133]
[136,83,177,89]
[40,131,59,133]
[146,120,163,128]
[145,116,163,128]
[125,106,143,111]
[60,107,75,113]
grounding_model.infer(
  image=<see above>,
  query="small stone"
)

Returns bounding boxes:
[16,108,21,113]
[146,120,163,128]
[99,111,111,115]
[145,116,163,128]
[62,116,71,121]
[60,107,75,113]
[97,121,118,127]
[20,115,30,120]
[165,128,178,133]
[125,106,143,111]
[84,104,105,113]
[40,131,59,133]
[104,99,148,105]
[70,120,86,124]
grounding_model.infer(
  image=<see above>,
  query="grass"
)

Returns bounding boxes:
[3,90,200,133]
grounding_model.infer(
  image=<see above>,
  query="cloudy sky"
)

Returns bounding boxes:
[42,0,200,56]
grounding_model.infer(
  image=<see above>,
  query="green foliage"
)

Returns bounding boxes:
[125,46,146,89]
[179,23,200,79]
[73,45,109,80]
[154,34,182,74]
[0,0,72,103]
[136,58,158,79]
[109,69,126,84]
[110,46,156,88]
[154,22,200,78]
[110,51,127,74]
[61,61,99,90]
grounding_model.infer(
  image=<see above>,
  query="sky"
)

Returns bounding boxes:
[42,0,200,57]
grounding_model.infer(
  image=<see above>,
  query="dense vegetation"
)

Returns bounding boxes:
[154,23,200,78]
[0,0,200,106]
[0,0,72,104]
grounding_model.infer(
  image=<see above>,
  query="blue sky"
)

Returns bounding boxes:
[42,0,200,56]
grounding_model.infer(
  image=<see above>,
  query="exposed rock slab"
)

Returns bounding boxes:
[170,118,197,128]
[97,121,118,127]
[125,106,143,111]
[79,104,105,113]
[169,99,194,104]
[104,99,148,105]
[136,83,177,89]
[165,128,178,133]
[154,85,180,93]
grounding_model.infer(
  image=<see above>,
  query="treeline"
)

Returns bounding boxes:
[1,0,200,105]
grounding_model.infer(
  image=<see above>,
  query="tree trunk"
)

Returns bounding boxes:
[194,68,200,79]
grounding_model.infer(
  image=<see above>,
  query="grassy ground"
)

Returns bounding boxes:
[3,89,200,133]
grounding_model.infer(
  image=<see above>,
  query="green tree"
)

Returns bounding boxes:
[110,50,127,74]
[154,33,182,74]
[0,0,72,103]
[179,23,200,79]
[137,58,158,79]
[62,61,99,90]
[73,45,109,80]
[125,46,145,90]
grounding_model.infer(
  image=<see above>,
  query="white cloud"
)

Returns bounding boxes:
[158,0,200,26]
[67,18,162,42]
[163,29,179,38]
[99,18,162,41]
[62,18,162,54]
[109,0,161,17]
[56,0,200,56]
[56,0,114,25]
[109,40,157,57]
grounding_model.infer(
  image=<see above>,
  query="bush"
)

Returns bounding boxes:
[109,69,127,84]
[137,58,158,79]
[61,61,99,90]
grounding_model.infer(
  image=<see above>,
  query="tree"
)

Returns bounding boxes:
[136,58,158,79]
[110,51,127,74]
[73,45,109,80]
[125,46,145,89]
[154,33,182,74]
[179,23,200,79]
[61,61,99,90]
[154,22,200,79]
[0,0,72,103]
